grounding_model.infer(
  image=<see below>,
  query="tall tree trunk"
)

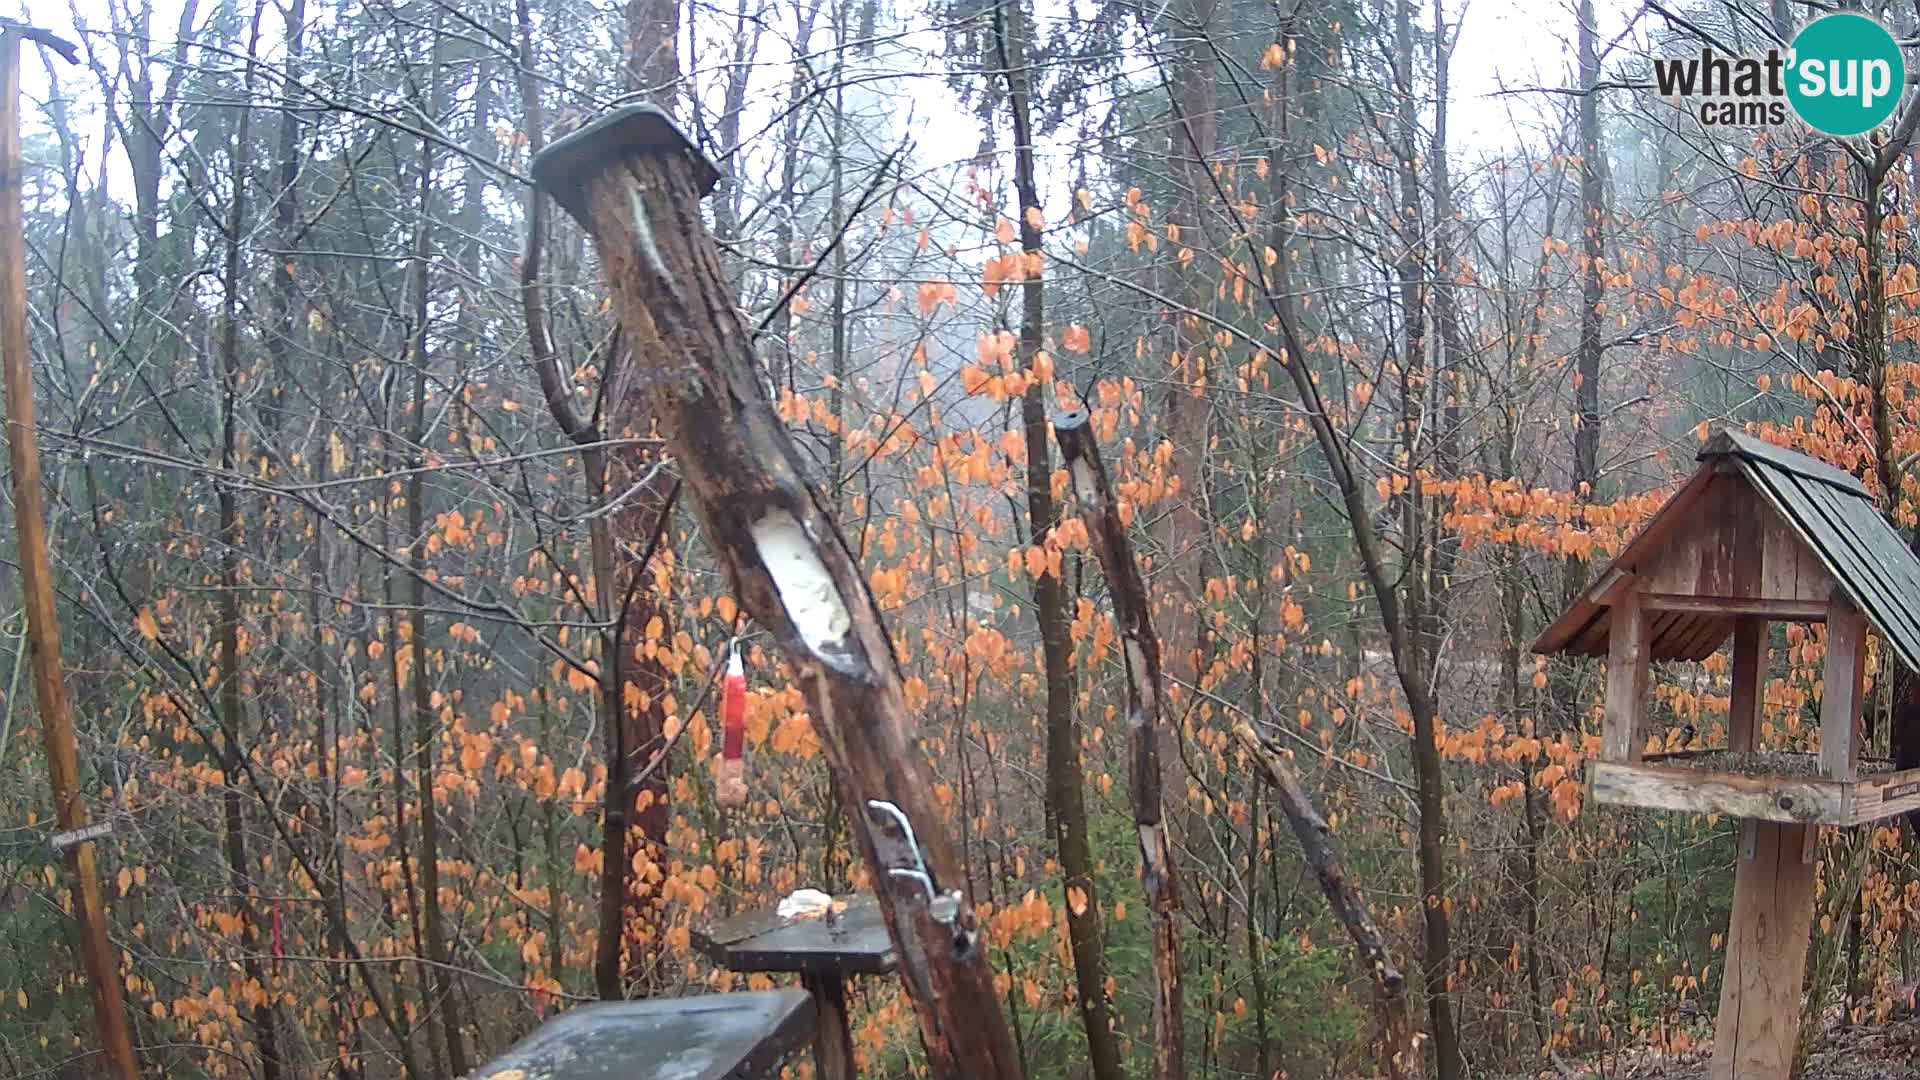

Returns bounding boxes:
[995,4,1123,1077]
[770,0,821,394]
[1159,0,1217,691]
[216,9,282,1076]
[1392,0,1463,1073]
[1053,417,1186,1080]
[1568,0,1607,582]
[626,0,681,106]
[406,26,469,1071]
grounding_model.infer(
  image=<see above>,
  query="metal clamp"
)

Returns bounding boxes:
[863,799,970,950]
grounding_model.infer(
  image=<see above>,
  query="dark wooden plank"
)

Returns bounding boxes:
[1640,595,1829,621]
[1729,619,1764,754]
[1701,428,1870,497]
[1667,610,1731,663]
[1821,594,1868,781]
[470,990,816,1080]
[695,896,898,976]
[1849,765,1920,824]
[1534,469,1717,655]
[803,974,856,1080]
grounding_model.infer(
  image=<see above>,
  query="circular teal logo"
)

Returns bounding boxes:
[1787,14,1905,136]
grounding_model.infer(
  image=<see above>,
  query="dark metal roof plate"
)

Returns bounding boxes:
[470,990,815,1080]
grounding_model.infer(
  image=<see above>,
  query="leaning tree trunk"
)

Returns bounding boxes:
[1232,723,1416,1077]
[532,106,1025,1079]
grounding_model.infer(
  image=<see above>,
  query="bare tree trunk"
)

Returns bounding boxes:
[1233,724,1417,1076]
[216,9,282,1076]
[1158,0,1217,691]
[0,26,141,1080]
[1391,0,1462,1071]
[534,117,1027,1078]
[626,0,681,106]
[1568,0,1607,573]
[995,5,1123,1077]
[770,0,821,394]
[1053,411,1186,1080]
[405,27,468,1071]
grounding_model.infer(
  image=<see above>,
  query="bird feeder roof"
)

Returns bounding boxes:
[1534,428,1920,671]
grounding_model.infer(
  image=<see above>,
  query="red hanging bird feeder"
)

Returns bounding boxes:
[716,642,748,806]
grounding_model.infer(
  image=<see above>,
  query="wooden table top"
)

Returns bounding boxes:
[693,894,898,977]
[469,989,815,1080]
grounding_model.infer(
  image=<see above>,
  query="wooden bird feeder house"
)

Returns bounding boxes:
[1536,427,1920,1080]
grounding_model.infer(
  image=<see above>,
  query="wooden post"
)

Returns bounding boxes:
[1602,588,1651,761]
[0,26,140,1080]
[1728,618,1764,753]
[1231,722,1416,1078]
[1712,820,1817,1080]
[801,973,855,1080]
[1820,592,1867,781]
[531,105,1024,1079]
[1052,409,1185,1080]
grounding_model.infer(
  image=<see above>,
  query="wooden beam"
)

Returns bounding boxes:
[1588,761,1846,824]
[1641,594,1828,621]
[0,28,139,1080]
[1711,821,1817,1080]
[1848,766,1920,825]
[1728,618,1765,753]
[1820,592,1868,781]
[801,973,855,1080]
[1603,589,1651,761]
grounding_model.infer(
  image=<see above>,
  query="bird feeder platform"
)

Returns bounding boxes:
[695,895,896,1080]
[1536,427,1920,1080]
[468,989,815,1080]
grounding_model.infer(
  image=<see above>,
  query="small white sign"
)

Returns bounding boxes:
[48,821,111,852]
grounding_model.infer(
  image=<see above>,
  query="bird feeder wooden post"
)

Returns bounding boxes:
[531,104,1025,1079]
[695,894,898,1080]
[1536,428,1920,1080]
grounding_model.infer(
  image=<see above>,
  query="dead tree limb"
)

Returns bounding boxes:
[531,104,1025,1079]
[1052,408,1186,1080]
[1231,721,1417,1079]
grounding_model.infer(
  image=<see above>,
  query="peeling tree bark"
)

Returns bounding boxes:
[533,107,1025,1080]
[1052,409,1186,1080]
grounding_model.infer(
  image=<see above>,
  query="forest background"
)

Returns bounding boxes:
[1,0,1915,1076]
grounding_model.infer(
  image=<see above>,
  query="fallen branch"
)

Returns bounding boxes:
[1231,721,1418,1078]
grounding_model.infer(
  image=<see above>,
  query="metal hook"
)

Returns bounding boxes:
[867,799,960,920]
[865,799,930,880]
[887,868,938,905]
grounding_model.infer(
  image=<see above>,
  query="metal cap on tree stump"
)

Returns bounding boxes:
[529,102,721,220]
